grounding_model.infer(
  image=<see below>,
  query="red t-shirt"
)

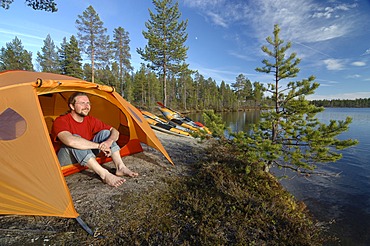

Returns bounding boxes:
[51,113,112,142]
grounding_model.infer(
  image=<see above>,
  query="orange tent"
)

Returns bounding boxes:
[0,70,173,220]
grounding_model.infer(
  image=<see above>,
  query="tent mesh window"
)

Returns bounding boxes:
[0,108,27,140]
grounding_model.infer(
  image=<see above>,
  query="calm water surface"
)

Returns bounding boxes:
[189,108,370,245]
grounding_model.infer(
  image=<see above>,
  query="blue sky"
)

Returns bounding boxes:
[1,0,369,100]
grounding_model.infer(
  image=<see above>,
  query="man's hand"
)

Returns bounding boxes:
[98,142,112,157]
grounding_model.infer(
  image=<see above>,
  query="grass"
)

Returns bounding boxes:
[94,142,326,245]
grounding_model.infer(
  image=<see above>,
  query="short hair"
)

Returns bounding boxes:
[68,92,88,109]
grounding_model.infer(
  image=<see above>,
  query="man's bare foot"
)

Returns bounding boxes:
[116,165,139,177]
[103,172,126,187]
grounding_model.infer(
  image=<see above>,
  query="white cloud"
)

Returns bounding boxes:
[206,12,228,28]
[0,28,46,53]
[0,28,44,41]
[183,0,364,86]
[182,0,225,9]
[362,49,370,56]
[183,0,359,44]
[335,3,358,11]
[311,3,358,19]
[228,50,255,62]
[351,61,366,66]
[189,63,238,83]
[188,61,258,85]
[323,59,345,70]
[347,74,361,79]
[315,79,339,87]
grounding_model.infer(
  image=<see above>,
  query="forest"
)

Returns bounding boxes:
[311,98,370,108]
[0,3,368,112]
[0,3,258,113]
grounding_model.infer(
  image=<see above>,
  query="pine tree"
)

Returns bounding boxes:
[252,82,263,108]
[58,37,68,74]
[137,0,189,106]
[231,74,253,108]
[234,24,358,174]
[66,35,83,78]
[58,36,83,78]
[219,81,227,109]
[94,65,116,86]
[132,64,147,107]
[76,5,110,83]
[113,26,132,97]
[82,63,92,82]
[178,69,193,110]
[110,61,120,91]
[0,36,33,71]
[123,72,134,103]
[37,34,59,73]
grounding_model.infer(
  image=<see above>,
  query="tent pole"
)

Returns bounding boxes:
[75,216,105,239]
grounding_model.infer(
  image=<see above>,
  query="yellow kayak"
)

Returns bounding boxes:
[141,110,191,137]
[156,103,212,134]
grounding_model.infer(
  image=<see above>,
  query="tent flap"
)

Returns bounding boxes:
[0,84,78,218]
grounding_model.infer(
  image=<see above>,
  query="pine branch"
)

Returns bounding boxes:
[274,161,341,177]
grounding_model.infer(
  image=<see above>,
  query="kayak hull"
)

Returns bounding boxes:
[157,106,211,134]
[141,110,191,137]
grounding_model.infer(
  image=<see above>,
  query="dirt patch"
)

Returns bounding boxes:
[0,131,209,245]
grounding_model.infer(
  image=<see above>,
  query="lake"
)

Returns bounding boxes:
[189,108,370,245]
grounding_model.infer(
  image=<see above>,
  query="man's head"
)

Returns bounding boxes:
[68,92,91,117]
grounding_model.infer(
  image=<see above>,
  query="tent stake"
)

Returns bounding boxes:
[75,216,105,239]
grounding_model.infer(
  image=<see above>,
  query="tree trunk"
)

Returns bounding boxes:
[163,68,167,106]
[91,48,95,83]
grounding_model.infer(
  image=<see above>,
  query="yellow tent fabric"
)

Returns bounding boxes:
[0,70,173,219]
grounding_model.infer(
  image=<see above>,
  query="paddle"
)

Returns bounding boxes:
[141,110,179,128]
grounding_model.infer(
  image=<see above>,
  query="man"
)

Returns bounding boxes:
[51,92,138,188]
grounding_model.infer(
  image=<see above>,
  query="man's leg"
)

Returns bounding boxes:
[84,157,126,188]
[94,130,138,177]
[110,151,139,177]
[58,145,126,187]
[57,146,78,166]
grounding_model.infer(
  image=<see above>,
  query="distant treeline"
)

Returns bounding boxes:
[311,98,370,108]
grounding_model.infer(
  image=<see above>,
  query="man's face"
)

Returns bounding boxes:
[72,95,91,117]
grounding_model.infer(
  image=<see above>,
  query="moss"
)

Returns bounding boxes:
[95,145,325,245]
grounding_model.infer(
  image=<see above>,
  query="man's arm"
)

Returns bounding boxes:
[90,127,119,157]
[100,127,119,147]
[57,131,100,150]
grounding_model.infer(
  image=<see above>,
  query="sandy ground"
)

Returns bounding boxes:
[67,130,207,211]
[0,130,209,245]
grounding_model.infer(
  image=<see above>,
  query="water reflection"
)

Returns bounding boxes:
[188,110,260,134]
